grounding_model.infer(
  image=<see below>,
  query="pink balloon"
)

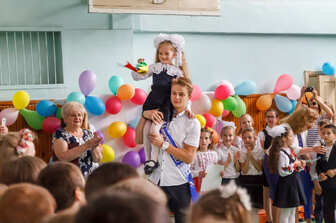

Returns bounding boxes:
[222,110,230,118]
[220,80,235,95]
[286,84,301,100]
[215,84,230,100]
[0,108,19,126]
[191,85,202,101]
[42,117,61,133]
[130,88,147,105]
[105,96,122,114]
[203,113,215,128]
[273,74,293,94]
[123,126,136,148]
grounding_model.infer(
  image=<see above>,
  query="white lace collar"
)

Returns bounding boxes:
[150,63,183,77]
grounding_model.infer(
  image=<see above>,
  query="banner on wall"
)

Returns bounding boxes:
[89,0,220,16]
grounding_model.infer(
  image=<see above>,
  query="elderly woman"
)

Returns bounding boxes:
[136,77,200,223]
[52,102,102,176]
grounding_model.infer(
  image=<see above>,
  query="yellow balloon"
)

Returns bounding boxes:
[108,121,127,138]
[209,99,224,117]
[195,114,206,128]
[101,144,115,163]
[13,90,30,110]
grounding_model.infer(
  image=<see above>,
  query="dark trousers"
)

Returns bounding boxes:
[323,188,336,223]
[314,193,324,223]
[161,183,191,223]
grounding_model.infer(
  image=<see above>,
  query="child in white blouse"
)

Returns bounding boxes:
[234,114,254,148]
[239,128,265,209]
[217,122,240,185]
[190,128,218,192]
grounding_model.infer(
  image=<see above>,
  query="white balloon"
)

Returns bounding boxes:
[191,93,211,114]
[286,84,301,100]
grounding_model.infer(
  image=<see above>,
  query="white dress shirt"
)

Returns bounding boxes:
[216,145,240,178]
[149,110,201,186]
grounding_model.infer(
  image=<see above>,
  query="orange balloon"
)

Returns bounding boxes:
[117,84,135,101]
[209,128,219,145]
[302,92,313,104]
[256,95,273,111]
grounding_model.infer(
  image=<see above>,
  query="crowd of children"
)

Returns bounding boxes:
[0,32,336,223]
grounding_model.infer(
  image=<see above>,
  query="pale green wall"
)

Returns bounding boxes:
[1,0,336,100]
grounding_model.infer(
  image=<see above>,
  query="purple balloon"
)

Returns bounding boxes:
[79,70,96,96]
[138,147,146,164]
[122,151,141,168]
[96,130,105,144]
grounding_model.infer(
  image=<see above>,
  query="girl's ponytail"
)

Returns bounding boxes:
[267,136,283,174]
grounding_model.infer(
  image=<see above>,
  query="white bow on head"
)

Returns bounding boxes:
[267,124,288,138]
[220,180,252,211]
[153,33,185,66]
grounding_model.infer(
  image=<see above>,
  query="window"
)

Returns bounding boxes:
[0,31,63,88]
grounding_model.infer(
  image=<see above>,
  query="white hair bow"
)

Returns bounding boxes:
[220,180,251,211]
[222,121,236,130]
[153,33,185,66]
[267,124,288,138]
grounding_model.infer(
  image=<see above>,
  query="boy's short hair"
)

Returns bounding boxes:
[322,124,336,134]
[75,190,170,223]
[85,162,139,200]
[0,156,46,185]
[0,183,56,223]
[318,119,330,128]
[38,161,85,211]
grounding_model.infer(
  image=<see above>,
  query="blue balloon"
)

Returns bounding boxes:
[109,76,124,95]
[275,95,292,113]
[234,80,256,96]
[85,96,105,116]
[36,100,58,117]
[288,100,297,114]
[322,62,335,76]
[66,92,86,105]
[129,115,141,129]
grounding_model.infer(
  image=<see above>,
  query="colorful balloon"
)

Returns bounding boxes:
[275,95,292,113]
[129,115,140,129]
[130,88,147,105]
[256,95,273,111]
[66,92,85,105]
[210,128,219,145]
[108,76,124,95]
[0,108,19,126]
[122,151,141,168]
[95,130,105,144]
[273,74,293,94]
[302,92,313,104]
[286,84,301,100]
[123,126,136,148]
[42,117,61,133]
[12,90,30,110]
[108,121,127,138]
[79,70,96,96]
[20,109,44,130]
[203,113,215,128]
[117,84,135,101]
[191,94,211,114]
[232,96,246,118]
[215,84,230,100]
[138,148,146,164]
[195,114,206,128]
[220,80,235,95]
[36,100,58,117]
[105,96,122,114]
[289,100,297,115]
[56,107,62,119]
[209,99,224,117]
[85,96,105,116]
[191,85,202,101]
[234,80,256,96]
[101,144,115,163]
[322,62,335,76]
[222,110,230,118]
[222,96,237,111]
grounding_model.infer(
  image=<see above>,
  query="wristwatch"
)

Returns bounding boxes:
[161,141,169,151]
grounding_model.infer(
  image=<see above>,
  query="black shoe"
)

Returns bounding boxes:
[144,160,159,175]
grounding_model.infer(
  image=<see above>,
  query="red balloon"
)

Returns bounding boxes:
[222,110,230,118]
[105,96,122,114]
[123,126,136,148]
[42,117,61,133]
[203,113,215,128]
[191,85,202,101]
[130,88,147,105]
[215,84,230,100]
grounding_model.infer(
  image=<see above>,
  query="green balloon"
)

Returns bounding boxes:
[20,109,45,130]
[232,96,246,118]
[109,76,124,95]
[222,96,238,111]
[56,107,62,119]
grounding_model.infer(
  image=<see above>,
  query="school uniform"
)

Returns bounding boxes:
[316,141,336,223]
[239,143,265,208]
[148,110,200,223]
[216,145,240,185]
[273,147,306,208]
